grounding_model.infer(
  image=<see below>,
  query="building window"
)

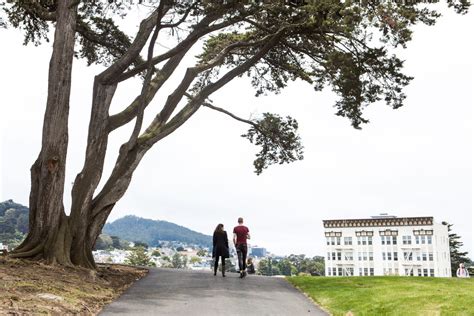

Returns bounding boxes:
[358,252,362,261]
[416,252,421,261]
[430,269,434,277]
[337,252,342,261]
[421,236,426,244]
[336,237,341,245]
[368,236,373,245]
[369,252,374,261]
[344,237,352,245]
[327,252,330,260]
[394,252,398,261]
[428,253,433,261]
[370,268,374,276]
[382,252,386,261]
[392,236,397,245]
[427,236,432,244]
[404,252,413,261]
[402,235,412,245]
[362,252,368,261]
[364,268,369,276]
[386,237,392,245]
[357,237,361,245]
[422,253,427,261]
[344,252,353,261]
[359,268,363,276]
[346,268,354,276]
[338,267,343,276]
[417,269,422,277]
[333,267,337,276]
[327,268,331,276]
[381,236,385,245]
[423,269,428,277]
[332,252,336,260]
[387,252,392,261]
[415,236,420,244]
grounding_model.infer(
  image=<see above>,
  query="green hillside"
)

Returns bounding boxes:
[103,215,211,248]
[0,200,29,247]
[1,201,211,249]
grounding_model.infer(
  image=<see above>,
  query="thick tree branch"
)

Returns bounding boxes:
[97,6,169,84]
[114,12,256,83]
[141,27,288,145]
[125,1,167,151]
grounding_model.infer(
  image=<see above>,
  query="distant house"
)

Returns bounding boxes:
[0,243,8,251]
[323,214,451,277]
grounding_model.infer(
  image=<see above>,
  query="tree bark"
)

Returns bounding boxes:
[11,0,77,265]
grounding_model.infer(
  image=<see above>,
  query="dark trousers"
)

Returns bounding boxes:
[236,243,248,271]
[214,256,225,273]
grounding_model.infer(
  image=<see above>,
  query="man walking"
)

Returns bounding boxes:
[233,217,250,278]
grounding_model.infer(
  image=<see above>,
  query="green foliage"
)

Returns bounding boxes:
[189,256,201,264]
[124,246,156,267]
[257,258,281,276]
[171,253,187,269]
[288,276,474,315]
[0,200,29,248]
[242,113,304,175]
[196,249,207,257]
[2,0,469,176]
[151,250,161,257]
[258,254,325,276]
[442,222,470,276]
[94,234,130,250]
[133,241,149,249]
[103,215,212,248]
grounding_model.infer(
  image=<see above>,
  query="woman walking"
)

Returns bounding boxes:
[213,223,229,277]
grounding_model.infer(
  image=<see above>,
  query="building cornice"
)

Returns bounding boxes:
[322,217,434,228]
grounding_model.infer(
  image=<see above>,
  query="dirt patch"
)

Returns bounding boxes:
[0,257,148,314]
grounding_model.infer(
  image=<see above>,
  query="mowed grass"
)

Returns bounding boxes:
[287,276,474,316]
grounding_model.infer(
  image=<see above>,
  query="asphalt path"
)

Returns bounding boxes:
[100,268,328,316]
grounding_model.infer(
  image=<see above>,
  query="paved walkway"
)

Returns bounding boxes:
[100,268,328,316]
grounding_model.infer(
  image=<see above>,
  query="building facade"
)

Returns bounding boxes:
[323,215,451,277]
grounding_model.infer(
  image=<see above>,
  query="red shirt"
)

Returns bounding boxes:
[233,225,249,244]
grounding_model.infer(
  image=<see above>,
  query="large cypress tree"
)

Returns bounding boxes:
[2,0,470,268]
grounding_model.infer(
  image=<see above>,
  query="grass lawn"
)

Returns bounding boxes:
[287,276,474,316]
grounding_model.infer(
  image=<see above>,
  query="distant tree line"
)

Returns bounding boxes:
[258,254,325,276]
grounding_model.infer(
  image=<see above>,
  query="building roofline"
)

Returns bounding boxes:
[322,216,435,228]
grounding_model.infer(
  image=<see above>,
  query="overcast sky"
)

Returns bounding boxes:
[1,5,472,258]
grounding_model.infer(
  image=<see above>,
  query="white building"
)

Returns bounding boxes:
[323,215,451,277]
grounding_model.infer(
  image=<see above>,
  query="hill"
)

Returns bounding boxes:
[0,200,29,247]
[103,215,212,248]
[1,200,211,249]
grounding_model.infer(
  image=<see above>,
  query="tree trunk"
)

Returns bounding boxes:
[11,0,77,265]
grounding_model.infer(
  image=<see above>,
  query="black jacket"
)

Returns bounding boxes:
[213,231,229,258]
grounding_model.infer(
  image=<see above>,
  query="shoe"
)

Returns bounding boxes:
[240,271,244,278]
[242,271,247,278]
[214,270,217,276]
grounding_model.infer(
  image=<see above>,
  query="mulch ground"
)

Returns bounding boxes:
[0,256,148,315]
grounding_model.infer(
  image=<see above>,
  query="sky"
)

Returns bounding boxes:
[0,4,472,258]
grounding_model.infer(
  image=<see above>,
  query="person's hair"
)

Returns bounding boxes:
[247,257,253,263]
[214,223,224,233]
[238,217,243,224]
